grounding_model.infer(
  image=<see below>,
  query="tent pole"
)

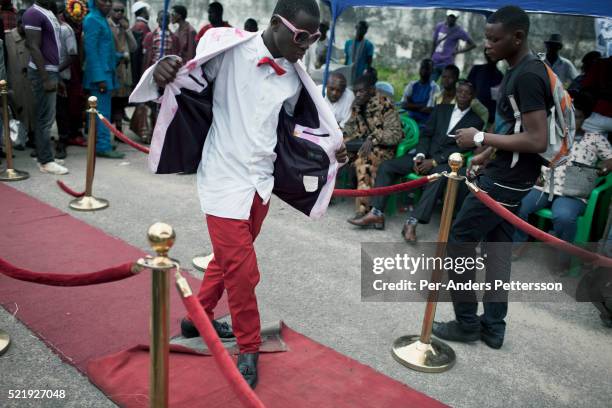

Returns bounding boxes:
[322,6,340,96]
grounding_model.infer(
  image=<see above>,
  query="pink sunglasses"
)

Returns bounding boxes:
[274,14,321,45]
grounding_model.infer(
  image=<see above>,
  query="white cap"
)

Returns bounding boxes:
[446,10,459,17]
[132,1,150,14]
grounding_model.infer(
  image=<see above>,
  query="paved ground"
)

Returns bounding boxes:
[1,132,611,407]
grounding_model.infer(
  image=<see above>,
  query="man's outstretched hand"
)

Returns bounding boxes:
[153,57,183,88]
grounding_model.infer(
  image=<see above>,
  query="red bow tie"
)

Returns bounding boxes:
[257,57,286,76]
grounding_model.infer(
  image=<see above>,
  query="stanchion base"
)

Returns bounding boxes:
[69,196,109,211]
[192,253,214,272]
[0,168,29,182]
[391,335,456,373]
[0,329,10,356]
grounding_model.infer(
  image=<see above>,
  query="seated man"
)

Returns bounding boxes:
[401,58,440,125]
[513,98,612,266]
[317,72,354,128]
[343,73,404,217]
[436,64,489,127]
[349,80,484,239]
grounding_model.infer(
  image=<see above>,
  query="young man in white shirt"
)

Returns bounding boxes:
[151,0,347,388]
[317,71,354,127]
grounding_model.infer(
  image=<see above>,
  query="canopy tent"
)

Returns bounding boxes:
[320,0,612,89]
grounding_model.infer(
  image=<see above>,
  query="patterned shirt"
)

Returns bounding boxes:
[142,28,180,71]
[343,93,403,148]
[537,132,612,199]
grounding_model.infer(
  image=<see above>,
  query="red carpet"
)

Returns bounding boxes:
[88,324,447,408]
[1,184,446,407]
[0,183,228,372]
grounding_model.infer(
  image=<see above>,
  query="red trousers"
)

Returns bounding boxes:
[197,194,269,353]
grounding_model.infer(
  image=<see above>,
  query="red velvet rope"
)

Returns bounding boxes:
[0,258,139,286]
[98,114,150,154]
[333,175,432,197]
[471,189,612,268]
[56,180,85,198]
[180,294,265,408]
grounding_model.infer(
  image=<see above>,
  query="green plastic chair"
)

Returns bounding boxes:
[396,114,420,158]
[534,173,612,276]
[385,114,420,215]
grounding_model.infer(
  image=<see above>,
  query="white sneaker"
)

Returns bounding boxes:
[55,158,65,165]
[39,161,69,175]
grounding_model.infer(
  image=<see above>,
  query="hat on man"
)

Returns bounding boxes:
[545,33,563,46]
[446,10,459,17]
[132,1,150,14]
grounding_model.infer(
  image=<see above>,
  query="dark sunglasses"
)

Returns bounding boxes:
[113,8,125,13]
[274,14,321,45]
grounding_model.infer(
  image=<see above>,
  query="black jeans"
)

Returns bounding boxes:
[371,154,415,211]
[448,174,532,339]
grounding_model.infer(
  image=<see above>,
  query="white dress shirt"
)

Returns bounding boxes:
[317,84,354,128]
[197,34,301,220]
[447,104,471,134]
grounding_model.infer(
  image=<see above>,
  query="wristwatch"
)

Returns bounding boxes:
[474,131,485,147]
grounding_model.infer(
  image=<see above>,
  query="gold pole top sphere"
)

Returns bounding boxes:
[147,222,175,257]
[0,80,7,93]
[448,152,464,174]
[88,96,98,109]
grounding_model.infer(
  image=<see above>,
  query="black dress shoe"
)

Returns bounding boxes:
[180,317,235,339]
[480,331,504,349]
[237,352,259,389]
[347,211,385,230]
[432,320,479,343]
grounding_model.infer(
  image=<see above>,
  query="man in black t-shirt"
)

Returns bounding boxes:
[432,6,553,350]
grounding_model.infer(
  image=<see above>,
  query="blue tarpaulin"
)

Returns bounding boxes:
[322,1,612,20]
[320,0,612,89]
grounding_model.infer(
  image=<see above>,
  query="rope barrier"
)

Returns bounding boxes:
[333,173,438,197]
[0,257,141,286]
[465,181,612,268]
[176,275,265,408]
[56,180,85,198]
[97,113,150,154]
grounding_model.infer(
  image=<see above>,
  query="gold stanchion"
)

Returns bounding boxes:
[137,223,175,408]
[0,328,10,356]
[391,152,464,373]
[0,80,29,182]
[69,96,109,211]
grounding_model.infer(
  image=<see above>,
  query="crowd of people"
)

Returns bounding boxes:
[0,0,267,175]
[0,1,608,254]
[323,10,612,270]
[0,0,609,386]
